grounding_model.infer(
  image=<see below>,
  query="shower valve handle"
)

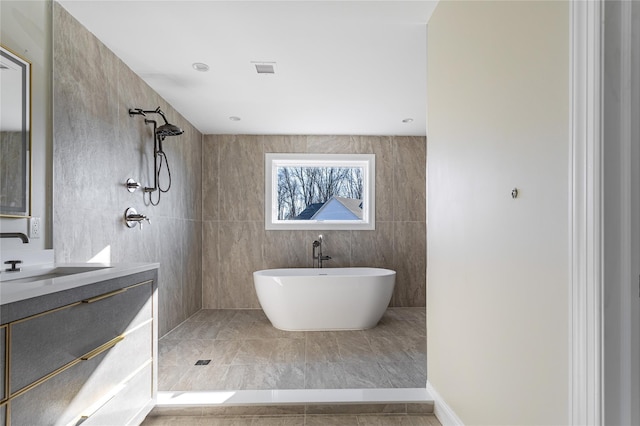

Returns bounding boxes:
[135,216,150,230]
[138,217,150,230]
[124,207,151,230]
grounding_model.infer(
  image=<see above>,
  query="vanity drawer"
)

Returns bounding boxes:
[9,281,152,395]
[9,321,152,426]
[83,362,152,426]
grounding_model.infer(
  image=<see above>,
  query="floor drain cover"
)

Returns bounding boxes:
[195,360,211,366]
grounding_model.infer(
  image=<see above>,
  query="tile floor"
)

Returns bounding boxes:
[158,308,427,391]
[142,413,441,425]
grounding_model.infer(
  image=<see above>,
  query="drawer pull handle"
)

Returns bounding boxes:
[81,335,125,361]
[81,288,127,304]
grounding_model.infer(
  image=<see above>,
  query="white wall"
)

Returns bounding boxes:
[0,0,52,250]
[426,1,570,424]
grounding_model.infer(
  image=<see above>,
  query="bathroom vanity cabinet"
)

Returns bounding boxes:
[0,267,158,426]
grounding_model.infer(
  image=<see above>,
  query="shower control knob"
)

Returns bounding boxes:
[124,207,150,230]
[126,178,141,192]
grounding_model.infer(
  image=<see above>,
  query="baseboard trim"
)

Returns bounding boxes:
[157,387,432,407]
[426,381,464,426]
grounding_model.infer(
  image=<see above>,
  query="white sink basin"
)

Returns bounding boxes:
[0,265,112,284]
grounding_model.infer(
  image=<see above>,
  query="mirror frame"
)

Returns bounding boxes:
[265,153,375,230]
[0,45,31,217]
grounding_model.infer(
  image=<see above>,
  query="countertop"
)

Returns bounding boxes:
[0,262,159,307]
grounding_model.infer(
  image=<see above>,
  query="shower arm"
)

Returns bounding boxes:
[155,109,171,126]
[129,107,170,125]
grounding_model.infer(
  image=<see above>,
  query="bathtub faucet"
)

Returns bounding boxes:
[312,235,331,268]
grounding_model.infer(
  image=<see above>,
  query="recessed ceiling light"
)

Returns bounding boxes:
[229,116,241,121]
[402,118,414,123]
[192,62,209,72]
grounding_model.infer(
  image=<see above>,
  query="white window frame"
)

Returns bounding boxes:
[265,153,375,230]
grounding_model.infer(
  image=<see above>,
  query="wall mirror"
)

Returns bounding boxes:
[265,153,375,230]
[0,45,31,217]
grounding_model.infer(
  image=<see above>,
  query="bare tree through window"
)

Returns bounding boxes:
[276,166,364,220]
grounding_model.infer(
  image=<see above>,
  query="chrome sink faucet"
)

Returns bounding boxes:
[312,234,331,268]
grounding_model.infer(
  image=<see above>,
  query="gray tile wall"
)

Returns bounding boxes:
[52,4,202,336]
[51,5,425,327]
[202,135,426,309]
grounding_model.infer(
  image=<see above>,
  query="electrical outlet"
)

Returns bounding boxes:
[29,217,41,239]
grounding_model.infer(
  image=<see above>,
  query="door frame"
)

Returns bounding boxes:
[569,0,603,424]
[571,0,640,424]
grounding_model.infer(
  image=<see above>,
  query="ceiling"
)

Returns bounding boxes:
[57,1,436,136]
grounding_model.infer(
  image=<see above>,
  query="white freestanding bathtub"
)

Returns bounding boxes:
[253,267,395,331]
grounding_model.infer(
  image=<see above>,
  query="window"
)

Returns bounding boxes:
[265,153,375,230]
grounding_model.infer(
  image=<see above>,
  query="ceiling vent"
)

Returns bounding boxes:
[252,62,276,74]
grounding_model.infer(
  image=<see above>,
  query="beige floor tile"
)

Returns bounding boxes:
[379,362,427,388]
[233,339,305,364]
[216,321,304,340]
[201,339,245,365]
[230,309,269,323]
[305,404,406,415]
[159,339,213,367]
[158,308,426,391]
[171,364,230,391]
[158,364,187,390]
[341,362,393,388]
[198,418,255,426]
[382,308,426,322]
[304,362,348,389]
[249,416,305,425]
[304,333,341,363]
[141,416,202,426]
[368,336,426,364]
[364,318,425,339]
[164,320,225,340]
[305,415,359,425]
[190,309,238,324]
[143,415,441,426]
[224,363,305,390]
[202,406,305,417]
[356,415,415,425]
[335,333,378,363]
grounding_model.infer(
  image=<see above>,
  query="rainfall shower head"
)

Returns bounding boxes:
[156,122,183,137]
[129,106,184,137]
[154,108,184,137]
